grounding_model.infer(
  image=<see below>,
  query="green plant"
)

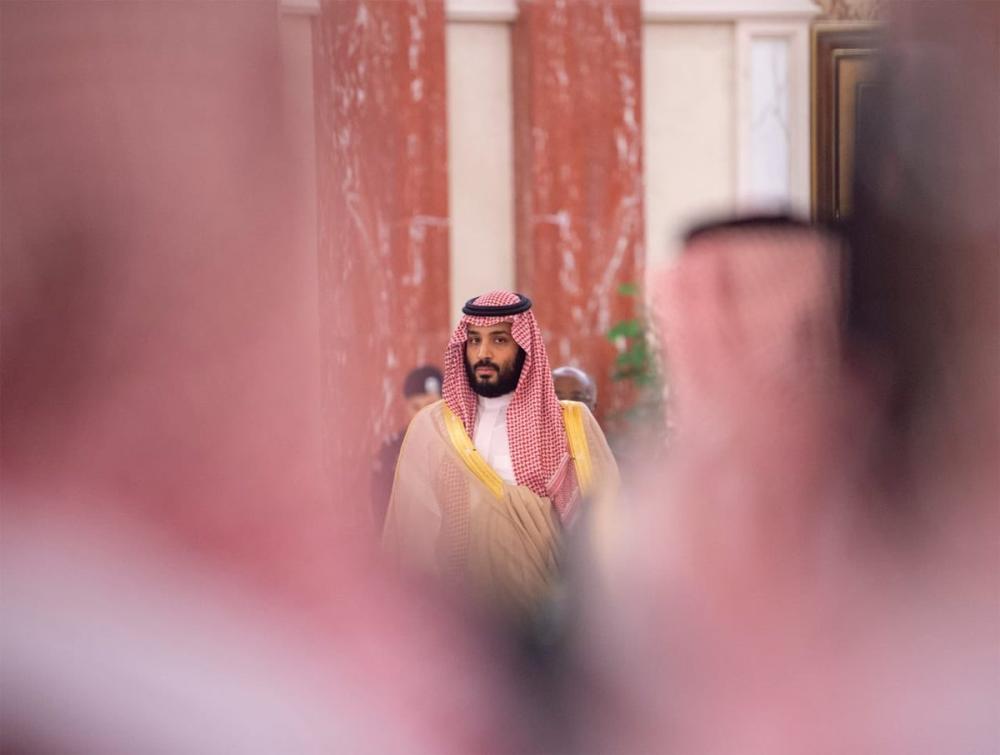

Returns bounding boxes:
[605,283,668,457]
[607,282,658,389]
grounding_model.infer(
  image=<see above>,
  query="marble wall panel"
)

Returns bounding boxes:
[446,21,516,322]
[313,0,451,529]
[748,35,791,207]
[512,0,644,423]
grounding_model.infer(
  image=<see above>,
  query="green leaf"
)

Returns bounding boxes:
[630,342,649,359]
[606,319,643,340]
[611,367,638,381]
[617,282,639,297]
[617,349,647,367]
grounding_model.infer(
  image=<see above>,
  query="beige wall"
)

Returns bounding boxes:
[445,22,515,324]
[643,23,736,278]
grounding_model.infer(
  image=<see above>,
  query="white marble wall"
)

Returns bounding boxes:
[736,18,812,215]
[445,20,515,323]
[748,36,791,206]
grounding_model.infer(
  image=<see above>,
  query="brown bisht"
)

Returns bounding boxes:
[383,291,619,618]
[382,399,618,618]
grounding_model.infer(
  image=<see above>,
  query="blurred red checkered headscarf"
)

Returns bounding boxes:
[443,291,575,520]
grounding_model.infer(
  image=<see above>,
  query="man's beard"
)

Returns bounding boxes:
[465,348,526,398]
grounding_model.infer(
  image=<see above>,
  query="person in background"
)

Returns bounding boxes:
[382,291,619,623]
[552,365,598,415]
[372,365,443,531]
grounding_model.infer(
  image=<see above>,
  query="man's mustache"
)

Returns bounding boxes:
[473,360,498,370]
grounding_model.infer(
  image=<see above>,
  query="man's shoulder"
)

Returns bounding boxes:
[414,398,446,423]
[395,400,446,464]
[403,399,447,438]
[558,400,610,441]
[558,399,595,423]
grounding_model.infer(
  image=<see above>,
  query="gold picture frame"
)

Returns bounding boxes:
[811,22,881,222]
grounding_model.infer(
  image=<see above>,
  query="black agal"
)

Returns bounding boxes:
[462,293,533,317]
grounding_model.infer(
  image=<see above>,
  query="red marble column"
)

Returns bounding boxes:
[513,0,644,423]
[313,0,451,529]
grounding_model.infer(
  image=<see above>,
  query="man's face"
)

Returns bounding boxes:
[465,322,524,398]
[553,372,596,414]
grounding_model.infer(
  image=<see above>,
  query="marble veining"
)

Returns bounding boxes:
[749,36,791,208]
[514,0,643,418]
[313,0,450,521]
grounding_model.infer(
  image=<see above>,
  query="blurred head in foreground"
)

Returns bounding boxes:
[573,3,998,753]
[0,3,511,751]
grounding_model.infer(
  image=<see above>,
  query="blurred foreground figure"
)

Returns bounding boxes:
[552,366,598,415]
[383,292,619,622]
[0,3,511,752]
[372,365,443,530]
[573,3,999,753]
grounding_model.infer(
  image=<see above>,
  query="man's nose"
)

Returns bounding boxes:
[476,341,492,361]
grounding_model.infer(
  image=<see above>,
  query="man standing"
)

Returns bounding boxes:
[382,291,618,618]
[552,365,598,415]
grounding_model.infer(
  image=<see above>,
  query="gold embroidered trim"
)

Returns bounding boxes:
[442,405,505,499]
[442,402,594,500]
[560,400,593,496]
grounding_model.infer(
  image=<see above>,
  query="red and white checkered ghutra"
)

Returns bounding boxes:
[442,290,576,521]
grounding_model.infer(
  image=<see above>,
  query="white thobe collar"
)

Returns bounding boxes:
[473,392,516,484]
[476,393,513,415]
